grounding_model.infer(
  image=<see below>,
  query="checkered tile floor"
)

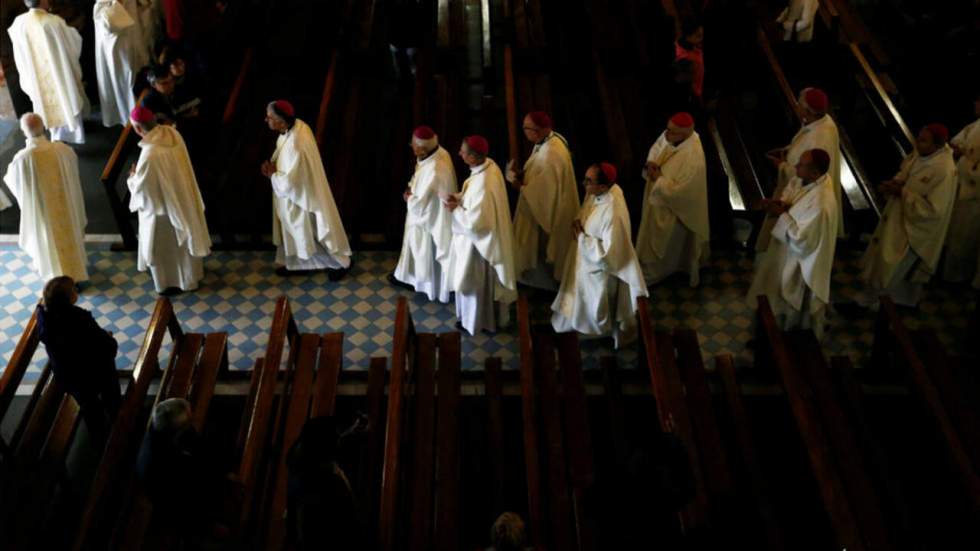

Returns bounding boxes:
[1,246,973,384]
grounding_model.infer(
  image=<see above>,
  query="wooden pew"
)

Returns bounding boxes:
[753,295,867,551]
[715,355,786,550]
[407,333,437,550]
[99,90,149,251]
[870,296,980,501]
[434,332,461,549]
[359,356,388,539]
[516,295,545,547]
[0,306,40,435]
[483,357,507,516]
[69,298,182,551]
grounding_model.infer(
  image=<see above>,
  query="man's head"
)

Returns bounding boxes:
[23,0,48,10]
[522,111,552,144]
[490,512,527,551]
[265,100,295,133]
[19,113,45,139]
[151,398,193,434]
[799,87,829,123]
[916,123,948,156]
[42,276,77,311]
[679,17,704,47]
[795,149,831,183]
[459,135,489,166]
[130,106,157,136]
[584,162,616,196]
[410,125,438,158]
[147,64,175,96]
[158,46,187,78]
[665,112,695,145]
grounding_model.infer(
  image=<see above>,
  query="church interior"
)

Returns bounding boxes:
[1,0,979,549]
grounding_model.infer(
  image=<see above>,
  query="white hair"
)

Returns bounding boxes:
[413,134,438,150]
[19,113,45,138]
[152,398,192,432]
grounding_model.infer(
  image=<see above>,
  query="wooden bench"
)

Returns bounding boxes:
[0,305,41,458]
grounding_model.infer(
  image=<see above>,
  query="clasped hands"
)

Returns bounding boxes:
[571,219,584,238]
[758,198,790,216]
[260,160,275,178]
[878,179,904,198]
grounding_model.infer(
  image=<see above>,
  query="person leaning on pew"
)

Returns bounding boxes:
[37,276,121,442]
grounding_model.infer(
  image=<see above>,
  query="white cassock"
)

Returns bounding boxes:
[393,146,457,302]
[943,118,980,283]
[270,119,352,271]
[861,146,957,306]
[635,131,710,287]
[3,135,88,282]
[133,0,161,63]
[511,131,579,289]
[446,159,517,335]
[8,9,89,144]
[758,114,843,249]
[94,0,142,127]
[747,173,838,338]
[552,184,648,347]
[776,0,819,42]
[128,125,211,292]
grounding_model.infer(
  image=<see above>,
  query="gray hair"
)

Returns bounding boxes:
[133,118,158,134]
[19,113,44,138]
[151,398,192,432]
[23,0,42,8]
[490,512,526,551]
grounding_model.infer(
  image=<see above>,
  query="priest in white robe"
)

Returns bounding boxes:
[8,1,89,144]
[392,126,457,302]
[552,162,648,347]
[861,124,958,307]
[943,95,980,283]
[261,100,352,279]
[445,135,517,335]
[94,0,142,127]
[635,112,710,287]
[507,111,579,290]
[776,0,819,42]
[747,149,838,338]
[3,113,88,283]
[761,87,843,245]
[127,106,211,294]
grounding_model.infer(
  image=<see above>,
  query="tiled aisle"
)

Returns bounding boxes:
[1,246,973,384]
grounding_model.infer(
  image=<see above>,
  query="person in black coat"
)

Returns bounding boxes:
[37,276,120,442]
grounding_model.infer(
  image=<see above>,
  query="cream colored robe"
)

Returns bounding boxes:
[94,0,141,127]
[747,173,838,338]
[8,9,89,144]
[446,159,517,335]
[552,184,648,347]
[270,119,352,271]
[776,0,819,42]
[393,146,457,302]
[512,131,579,289]
[861,146,957,306]
[3,136,88,282]
[636,131,709,286]
[128,125,211,292]
[943,118,980,282]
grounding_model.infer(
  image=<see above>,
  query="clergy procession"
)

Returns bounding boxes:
[1,0,979,549]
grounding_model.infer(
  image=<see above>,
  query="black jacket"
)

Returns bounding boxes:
[37,305,118,396]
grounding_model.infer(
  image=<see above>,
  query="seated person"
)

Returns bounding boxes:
[486,512,532,551]
[158,45,203,120]
[286,416,362,550]
[37,276,120,442]
[140,64,177,125]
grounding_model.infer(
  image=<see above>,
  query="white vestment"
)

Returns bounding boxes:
[394,146,457,302]
[861,146,957,306]
[776,0,819,42]
[759,115,843,248]
[94,1,141,127]
[8,9,89,144]
[943,118,980,282]
[747,173,838,338]
[127,125,211,292]
[3,136,88,282]
[270,119,352,271]
[133,0,160,63]
[636,131,710,286]
[512,131,579,289]
[551,184,648,347]
[446,159,517,335]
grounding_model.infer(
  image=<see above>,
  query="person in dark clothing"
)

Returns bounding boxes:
[37,276,120,442]
[286,416,363,550]
[140,64,178,125]
[159,45,203,120]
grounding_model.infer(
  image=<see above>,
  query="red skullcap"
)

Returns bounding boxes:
[273,100,295,117]
[669,112,694,128]
[413,125,436,139]
[599,162,617,184]
[924,123,949,143]
[130,106,155,124]
[527,111,552,128]
[464,135,489,155]
[802,88,829,113]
